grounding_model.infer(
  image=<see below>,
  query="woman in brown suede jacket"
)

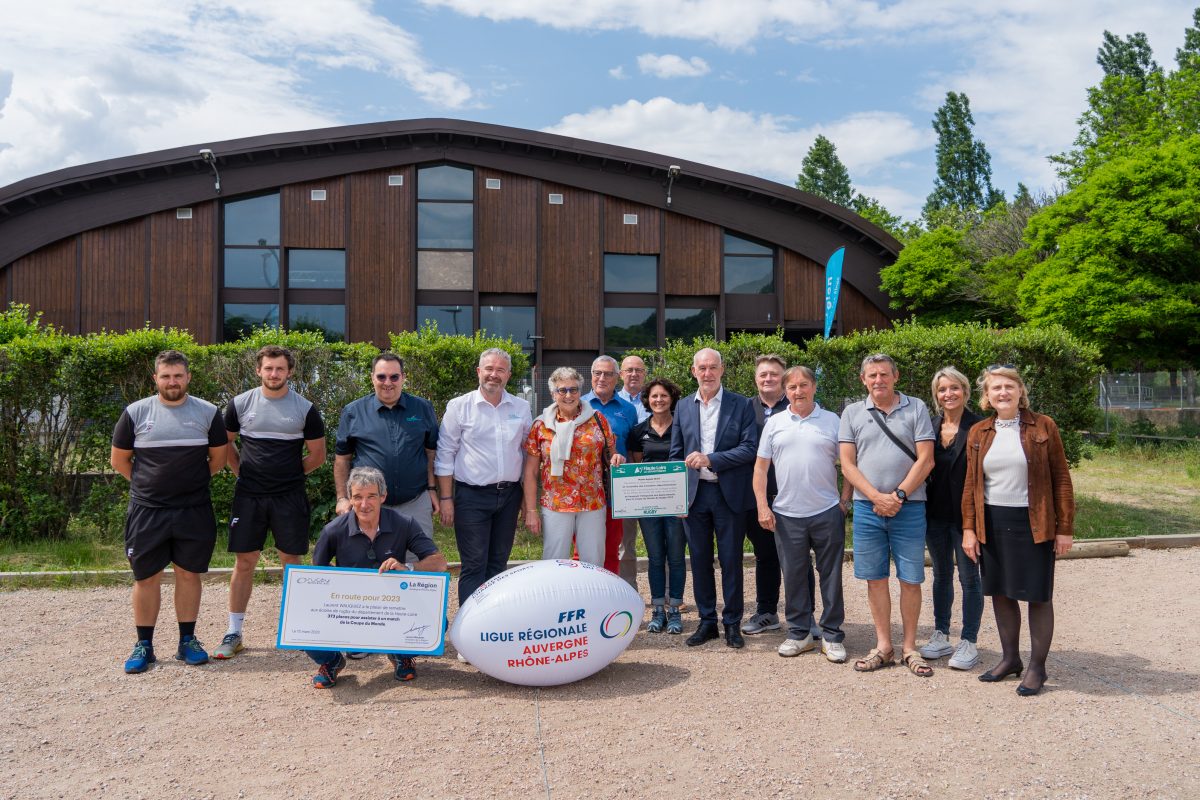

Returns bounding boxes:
[961,365,1074,697]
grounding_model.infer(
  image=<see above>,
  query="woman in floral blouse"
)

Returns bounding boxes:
[523,367,624,566]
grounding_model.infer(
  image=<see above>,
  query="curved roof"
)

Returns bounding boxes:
[0,118,900,312]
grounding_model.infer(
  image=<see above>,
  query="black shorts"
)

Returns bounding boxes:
[227,489,312,556]
[124,503,217,581]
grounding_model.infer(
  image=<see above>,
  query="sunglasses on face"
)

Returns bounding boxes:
[986,363,1016,371]
[375,373,402,382]
[554,387,581,395]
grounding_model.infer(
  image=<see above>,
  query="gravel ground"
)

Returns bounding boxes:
[3,548,1198,800]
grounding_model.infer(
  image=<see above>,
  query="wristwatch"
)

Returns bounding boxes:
[895,489,908,503]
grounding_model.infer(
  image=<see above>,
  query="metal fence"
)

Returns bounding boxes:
[1097,370,1197,410]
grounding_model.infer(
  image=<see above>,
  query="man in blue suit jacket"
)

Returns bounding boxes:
[669,348,759,648]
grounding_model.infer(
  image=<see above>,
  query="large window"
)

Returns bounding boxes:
[665,308,715,341]
[481,305,536,363]
[604,254,657,293]
[220,193,345,341]
[724,232,774,294]
[417,304,472,336]
[417,165,473,291]
[604,307,657,352]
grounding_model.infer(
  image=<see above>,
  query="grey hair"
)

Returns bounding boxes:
[478,347,512,369]
[347,466,387,497]
[591,355,618,372]
[859,352,897,376]
[783,365,817,384]
[930,366,971,413]
[547,366,582,393]
[692,347,723,367]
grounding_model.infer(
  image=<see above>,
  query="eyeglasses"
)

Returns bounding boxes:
[591,370,616,378]
[374,373,402,382]
[554,386,581,395]
[621,367,646,374]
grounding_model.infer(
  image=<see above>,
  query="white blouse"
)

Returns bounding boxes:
[982,419,1029,507]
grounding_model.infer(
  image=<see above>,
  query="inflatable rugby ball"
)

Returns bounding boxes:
[449,559,644,686]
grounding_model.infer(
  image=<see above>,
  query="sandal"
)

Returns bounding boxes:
[853,647,895,672]
[901,651,934,678]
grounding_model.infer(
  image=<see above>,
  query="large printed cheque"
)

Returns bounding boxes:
[609,461,689,519]
[276,565,449,655]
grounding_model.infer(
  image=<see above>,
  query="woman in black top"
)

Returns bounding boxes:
[918,366,984,670]
[626,378,686,634]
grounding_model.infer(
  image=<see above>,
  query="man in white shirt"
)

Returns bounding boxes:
[435,348,532,604]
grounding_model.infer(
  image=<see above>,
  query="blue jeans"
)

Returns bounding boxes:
[640,515,686,606]
[851,500,926,584]
[926,518,983,642]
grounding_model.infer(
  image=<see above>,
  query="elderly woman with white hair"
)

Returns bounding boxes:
[522,367,624,566]
[918,366,984,671]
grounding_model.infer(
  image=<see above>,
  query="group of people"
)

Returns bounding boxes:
[113,345,1074,697]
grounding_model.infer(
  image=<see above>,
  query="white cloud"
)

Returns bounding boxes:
[543,97,931,216]
[609,65,629,79]
[637,53,711,78]
[0,1,475,187]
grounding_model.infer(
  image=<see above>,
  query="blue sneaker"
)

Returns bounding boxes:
[388,654,417,681]
[312,653,346,689]
[124,640,156,674]
[175,635,209,666]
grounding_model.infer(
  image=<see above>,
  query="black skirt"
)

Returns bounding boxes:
[980,504,1055,603]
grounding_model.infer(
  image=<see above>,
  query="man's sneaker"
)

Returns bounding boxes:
[211,632,244,660]
[919,630,954,659]
[742,612,781,634]
[175,635,209,666]
[389,654,417,681]
[345,652,370,660]
[778,637,818,657]
[665,607,683,635]
[646,606,667,633]
[124,640,156,674]
[312,653,346,689]
[948,639,980,670]
[822,639,848,663]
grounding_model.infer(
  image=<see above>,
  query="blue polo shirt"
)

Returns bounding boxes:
[335,392,439,505]
[582,391,639,458]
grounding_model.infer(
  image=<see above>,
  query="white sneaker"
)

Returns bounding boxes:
[919,630,954,659]
[778,638,818,657]
[948,640,980,670]
[822,639,847,663]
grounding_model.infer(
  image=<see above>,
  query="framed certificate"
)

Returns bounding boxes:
[276,564,450,656]
[609,461,689,519]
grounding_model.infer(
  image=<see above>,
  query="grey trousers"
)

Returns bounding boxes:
[617,518,639,588]
[774,504,846,642]
[388,492,433,564]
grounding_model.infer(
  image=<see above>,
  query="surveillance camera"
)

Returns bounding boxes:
[199,148,215,163]
[667,165,681,177]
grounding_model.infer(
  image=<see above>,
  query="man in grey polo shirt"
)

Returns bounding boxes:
[838,353,935,677]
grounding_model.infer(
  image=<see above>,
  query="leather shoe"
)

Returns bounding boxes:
[977,660,1024,683]
[686,621,719,647]
[724,623,745,649]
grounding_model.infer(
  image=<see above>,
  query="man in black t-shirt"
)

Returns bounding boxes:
[213,345,326,660]
[110,350,227,674]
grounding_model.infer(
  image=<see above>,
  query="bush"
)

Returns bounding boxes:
[389,323,530,414]
[627,330,805,397]
[802,321,1102,464]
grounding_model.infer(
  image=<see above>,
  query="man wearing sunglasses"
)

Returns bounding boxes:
[334,353,440,542]
[306,466,449,688]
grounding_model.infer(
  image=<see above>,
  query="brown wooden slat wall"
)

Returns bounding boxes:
[347,168,412,345]
[780,248,824,321]
[540,184,600,350]
[839,282,889,332]
[9,238,78,332]
[603,198,660,254]
[663,212,720,294]
[149,203,215,341]
[81,220,147,333]
[282,177,346,249]
[476,168,537,293]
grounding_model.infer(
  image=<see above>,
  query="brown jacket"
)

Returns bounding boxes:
[961,409,1074,543]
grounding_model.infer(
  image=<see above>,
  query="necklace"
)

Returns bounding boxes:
[995,417,1019,429]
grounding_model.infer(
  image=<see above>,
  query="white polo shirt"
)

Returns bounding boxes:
[757,402,841,518]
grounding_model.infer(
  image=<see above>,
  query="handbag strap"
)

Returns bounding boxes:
[867,406,917,462]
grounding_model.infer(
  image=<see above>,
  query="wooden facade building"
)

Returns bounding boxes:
[0,119,898,367]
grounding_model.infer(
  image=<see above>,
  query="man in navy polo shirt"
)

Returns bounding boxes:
[581,354,639,583]
[334,353,440,540]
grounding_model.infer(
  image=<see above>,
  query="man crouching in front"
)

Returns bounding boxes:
[306,466,448,688]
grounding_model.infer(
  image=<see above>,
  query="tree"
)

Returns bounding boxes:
[850,194,920,243]
[795,134,853,206]
[1020,135,1200,368]
[923,91,1002,222]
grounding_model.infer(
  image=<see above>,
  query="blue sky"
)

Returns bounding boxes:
[1,1,1196,220]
